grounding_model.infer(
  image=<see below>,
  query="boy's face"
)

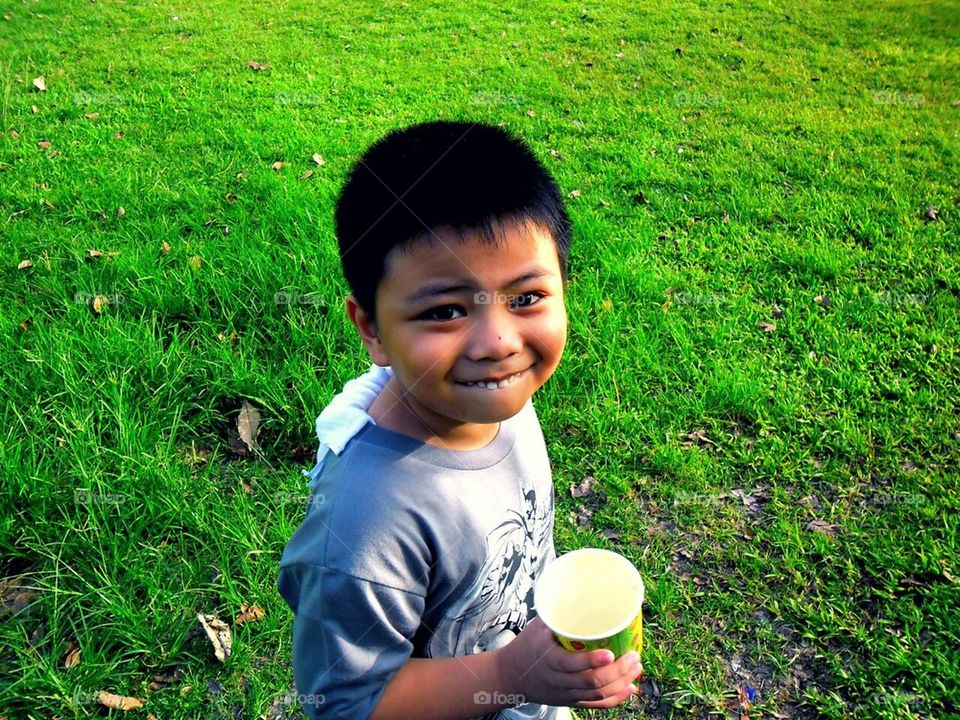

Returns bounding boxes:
[346,218,567,449]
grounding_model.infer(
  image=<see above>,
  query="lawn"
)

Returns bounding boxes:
[1,0,958,718]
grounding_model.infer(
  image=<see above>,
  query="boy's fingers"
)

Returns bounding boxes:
[575,682,638,709]
[556,648,615,673]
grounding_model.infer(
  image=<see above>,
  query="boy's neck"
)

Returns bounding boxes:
[366,377,501,452]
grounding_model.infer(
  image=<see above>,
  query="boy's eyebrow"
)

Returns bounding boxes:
[405,267,556,303]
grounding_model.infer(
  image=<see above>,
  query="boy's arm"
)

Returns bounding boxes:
[369,648,515,720]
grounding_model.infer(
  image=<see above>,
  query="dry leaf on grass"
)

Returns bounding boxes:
[235,603,265,625]
[64,641,81,669]
[806,519,837,537]
[311,153,325,166]
[271,161,286,171]
[570,475,596,499]
[238,399,261,452]
[18,259,33,270]
[32,76,46,92]
[98,690,145,711]
[92,295,109,315]
[758,321,776,333]
[247,61,270,71]
[197,613,232,662]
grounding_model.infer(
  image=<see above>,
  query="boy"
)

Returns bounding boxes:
[278,120,641,719]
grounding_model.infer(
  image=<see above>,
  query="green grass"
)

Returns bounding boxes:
[2,0,958,718]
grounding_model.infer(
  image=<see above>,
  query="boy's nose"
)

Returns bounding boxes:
[466,305,523,361]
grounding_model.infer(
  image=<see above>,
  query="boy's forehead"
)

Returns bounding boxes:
[381,221,561,292]
[397,216,554,260]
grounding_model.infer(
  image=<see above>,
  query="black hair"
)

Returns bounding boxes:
[334,120,571,323]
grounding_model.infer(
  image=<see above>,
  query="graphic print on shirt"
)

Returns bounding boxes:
[425,481,555,719]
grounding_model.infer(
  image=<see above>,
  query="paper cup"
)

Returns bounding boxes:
[534,548,644,658]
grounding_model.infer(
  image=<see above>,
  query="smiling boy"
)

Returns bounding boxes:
[278,120,641,719]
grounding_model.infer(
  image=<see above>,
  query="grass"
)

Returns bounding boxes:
[1,0,958,718]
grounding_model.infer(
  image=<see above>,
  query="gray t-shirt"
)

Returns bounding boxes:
[278,399,559,720]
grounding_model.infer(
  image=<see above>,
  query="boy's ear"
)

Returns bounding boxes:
[345,295,390,367]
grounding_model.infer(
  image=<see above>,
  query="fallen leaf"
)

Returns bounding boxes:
[926,205,939,222]
[568,189,581,198]
[31,104,39,113]
[722,212,730,223]
[85,112,99,119]
[20,318,32,331]
[806,519,837,537]
[729,488,758,511]
[772,304,784,318]
[238,399,261,452]
[235,603,265,625]
[814,295,830,308]
[311,153,325,166]
[64,641,81,669]
[758,321,776,333]
[114,131,124,139]
[147,670,180,692]
[526,109,536,117]
[225,192,238,202]
[299,170,314,181]
[271,161,286,171]
[197,613,232,662]
[601,527,621,541]
[571,506,593,527]
[687,429,716,447]
[98,691,145,711]
[92,295,109,314]
[17,259,33,270]
[117,206,126,218]
[9,129,19,138]
[87,248,103,258]
[570,475,596,498]
[32,76,46,92]
[37,140,52,149]
[601,298,613,312]
[160,240,172,254]
[247,60,270,71]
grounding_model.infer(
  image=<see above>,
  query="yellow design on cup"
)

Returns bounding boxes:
[533,548,644,658]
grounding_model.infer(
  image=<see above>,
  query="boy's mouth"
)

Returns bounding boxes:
[456,368,528,390]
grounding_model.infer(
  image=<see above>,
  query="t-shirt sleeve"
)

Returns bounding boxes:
[278,562,426,719]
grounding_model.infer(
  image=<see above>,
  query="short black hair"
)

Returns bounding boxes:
[334,120,571,323]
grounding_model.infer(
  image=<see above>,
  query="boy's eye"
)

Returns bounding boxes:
[420,305,466,322]
[510,292,545,309]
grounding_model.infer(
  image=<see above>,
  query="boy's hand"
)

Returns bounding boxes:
[497,616,642,709]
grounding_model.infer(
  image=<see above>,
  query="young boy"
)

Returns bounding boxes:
[278,120,642,720]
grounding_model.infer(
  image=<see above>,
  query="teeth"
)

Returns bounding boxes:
[462,371,524,389]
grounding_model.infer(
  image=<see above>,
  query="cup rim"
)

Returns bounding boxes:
[533,548,645,641]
